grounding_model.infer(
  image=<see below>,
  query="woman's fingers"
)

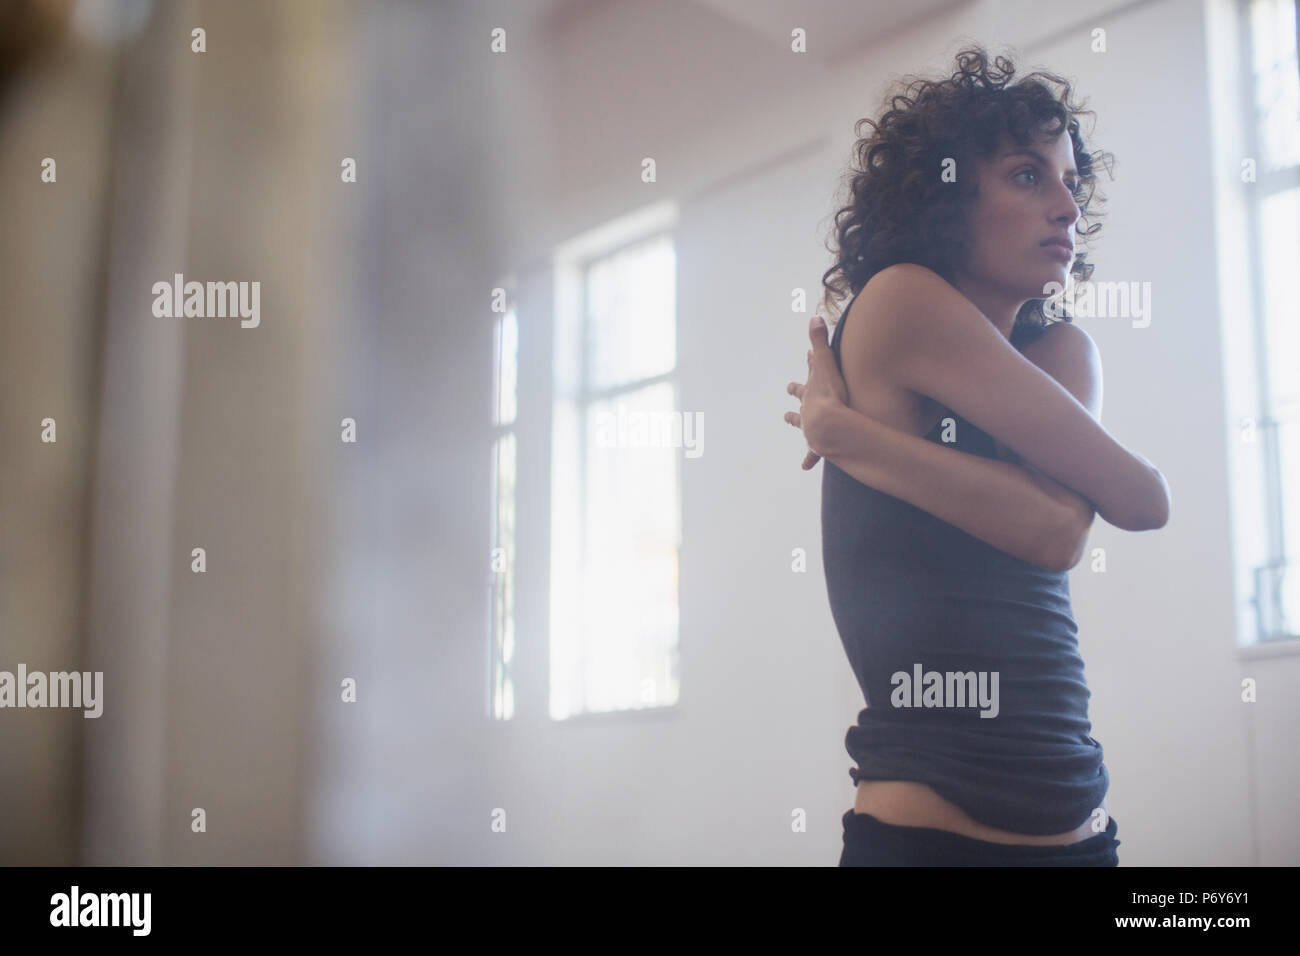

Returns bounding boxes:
[809,313,829,345]
[806,319,848,406]
[786,409,821,469]
[786,376,822,468]
[790,336,825,470]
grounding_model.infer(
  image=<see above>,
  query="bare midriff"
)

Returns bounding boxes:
[853,780,1108,845]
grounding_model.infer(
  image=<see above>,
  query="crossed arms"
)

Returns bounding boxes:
[786,264,1171,571]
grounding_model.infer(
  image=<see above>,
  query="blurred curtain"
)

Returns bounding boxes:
[0,0,116,866]
[0,0,362,864]
[2,0,506,864]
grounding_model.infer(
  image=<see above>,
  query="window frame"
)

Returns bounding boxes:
[1239,0,1300,643]
[551,228,683,720]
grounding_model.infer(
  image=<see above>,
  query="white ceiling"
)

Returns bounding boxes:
[532,0,970,61]
[689,0,969,60]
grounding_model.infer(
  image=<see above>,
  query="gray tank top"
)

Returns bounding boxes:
[821,287,1108,835]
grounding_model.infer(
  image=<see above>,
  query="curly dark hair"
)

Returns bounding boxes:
[819,46,1116,331]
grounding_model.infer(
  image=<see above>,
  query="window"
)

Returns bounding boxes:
[489,301,519,719]
[1243,0,1300,640]
[550,232,682,719]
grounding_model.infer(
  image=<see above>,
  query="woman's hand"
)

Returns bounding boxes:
[784,312,850,469]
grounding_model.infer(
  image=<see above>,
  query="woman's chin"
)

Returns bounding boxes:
[1032,265,1071,296]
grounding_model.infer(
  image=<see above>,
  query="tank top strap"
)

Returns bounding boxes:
[829,288,864,356]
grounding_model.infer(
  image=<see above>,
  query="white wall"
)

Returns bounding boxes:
[430,0,1298,864]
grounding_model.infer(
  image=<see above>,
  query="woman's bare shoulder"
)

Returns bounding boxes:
[845,263,976,358]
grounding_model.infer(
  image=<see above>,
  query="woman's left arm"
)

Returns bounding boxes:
[812,404,1089,569]
[786,315,1097,571]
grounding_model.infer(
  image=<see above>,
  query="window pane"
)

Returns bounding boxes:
[1284,561,1300,636]
[1255,559,1300,638]
[549,398,583,717]
[585,236,676,389]
[494,310,518,426]
[1250,0,1300,171]
[556,382,682,716]
[490,432,517,720]
[1260,189,1300,409]
[1277,418,1300,604]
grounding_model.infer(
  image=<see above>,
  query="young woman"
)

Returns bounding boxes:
[783,48,1170,865]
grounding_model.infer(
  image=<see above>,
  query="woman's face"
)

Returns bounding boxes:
[958,127,1082,300]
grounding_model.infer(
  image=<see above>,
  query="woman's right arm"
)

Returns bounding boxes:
[845,262,1170,531]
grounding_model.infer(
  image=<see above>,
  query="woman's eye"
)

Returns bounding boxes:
[1017,167,1083,194]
